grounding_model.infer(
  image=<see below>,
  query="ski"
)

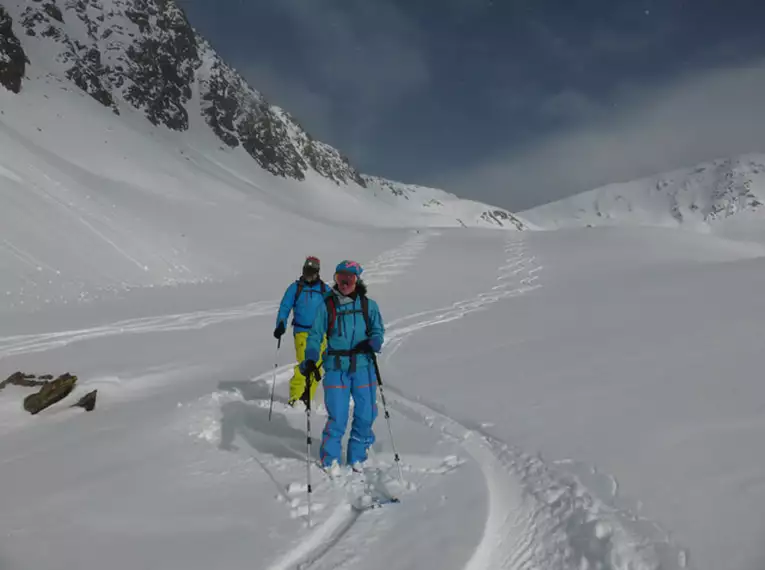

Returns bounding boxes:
[317,462,401,511]
[352,494,400,512]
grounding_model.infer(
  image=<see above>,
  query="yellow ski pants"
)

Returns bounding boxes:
[290,332,326,403]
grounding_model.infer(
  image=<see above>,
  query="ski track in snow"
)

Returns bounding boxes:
[361,231,432,285]
[0,300,279,361]
[0,232,432,362]
[256,232,551,570]
[254,233,687,570]
[388,392,688,570]
[2,229,688,569]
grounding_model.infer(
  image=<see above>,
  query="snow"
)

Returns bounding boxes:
[2,7,765,570]
[8,210,764,569]
[519,154,765,233]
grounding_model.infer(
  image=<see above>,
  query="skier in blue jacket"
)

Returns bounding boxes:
[300,260,385,471]
[274,256,328,406]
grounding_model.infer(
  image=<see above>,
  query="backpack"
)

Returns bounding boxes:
[325,293,370,337]
[293,279,327,309]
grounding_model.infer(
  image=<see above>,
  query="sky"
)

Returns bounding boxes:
[181,0,765,211]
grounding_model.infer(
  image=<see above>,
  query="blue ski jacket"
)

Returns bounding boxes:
[305,286,384,372]
[275,279,329,334]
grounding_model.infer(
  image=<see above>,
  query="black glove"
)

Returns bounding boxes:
[352,339,373,353]
[273,322,286,339]
[301,359,317,376]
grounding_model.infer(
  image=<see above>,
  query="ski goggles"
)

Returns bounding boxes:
[335,272,357,289]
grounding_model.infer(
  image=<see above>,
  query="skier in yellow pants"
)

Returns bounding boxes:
[274,256,329,406]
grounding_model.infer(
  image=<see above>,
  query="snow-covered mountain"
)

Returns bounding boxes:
[0,0,522,229]
[362,175,527,230]
[0,0,527,312]
[521,154,765,231]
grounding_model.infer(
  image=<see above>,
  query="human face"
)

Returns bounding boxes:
[335,271,357,295]
[302,269,318,282]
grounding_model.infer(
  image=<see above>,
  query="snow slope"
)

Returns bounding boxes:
[0,71,523,314]
[0,12,527,314]
[520,154,765,232]
[2,222,765,570]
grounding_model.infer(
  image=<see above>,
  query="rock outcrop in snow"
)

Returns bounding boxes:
[0,6,27,93]
[362,175,528,229]
[0,0,523,230]
[521,154,765,230]
[4,0,365,186]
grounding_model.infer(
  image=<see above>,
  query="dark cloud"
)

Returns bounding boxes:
[183,0,765,210]
[438,60,765,210]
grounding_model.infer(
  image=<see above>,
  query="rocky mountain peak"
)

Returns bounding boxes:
[0,6,28,93]
[2,0,364,186]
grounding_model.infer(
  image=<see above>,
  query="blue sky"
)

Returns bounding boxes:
[182,0,765,210]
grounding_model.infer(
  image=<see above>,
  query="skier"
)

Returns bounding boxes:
[274,256,328,407]
[300,260,385,472]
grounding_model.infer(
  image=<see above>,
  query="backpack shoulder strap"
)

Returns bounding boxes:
[324,293,369,337]
[321,281,327,294]
[360,295,371,335]
[293,280,304,308]
[325,294,337,336]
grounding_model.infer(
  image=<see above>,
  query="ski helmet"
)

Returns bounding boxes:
[303,256,320,278]
[335,259,363,277]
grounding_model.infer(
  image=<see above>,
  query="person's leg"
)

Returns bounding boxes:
[347,366,378,465]
[289,332,308,404]
[309,335,327,401]
[320,371,351,467]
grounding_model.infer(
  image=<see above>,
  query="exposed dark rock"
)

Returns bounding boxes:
[65,45,118,111]
[2,372,97,414]
[123,1,199,131]
[43,2,64,23]
[198,50,364,184]
[71,389,97,411]
[23,373,78,415]
[200,60,242,148]
[8,0,478,208]
[0,7,28,93]
[14,0,368,185]
[0,371,47,390]
[238,109,307,180]
[479,209,527,230]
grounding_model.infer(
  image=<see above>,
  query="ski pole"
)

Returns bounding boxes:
[304,369,319,527]
[268,337,282,422]
[371,353,404,484]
